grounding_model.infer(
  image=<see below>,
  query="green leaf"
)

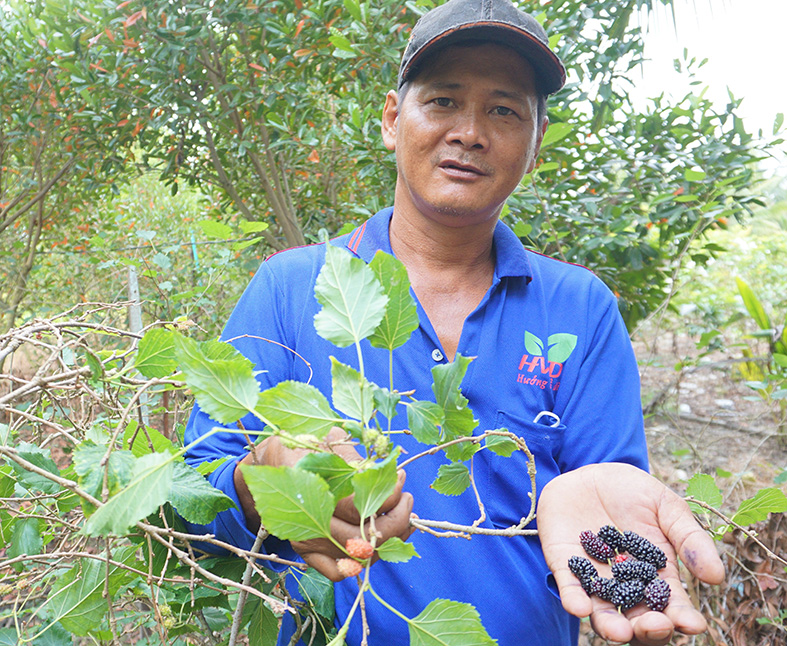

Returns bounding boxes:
[331,357,374,423]
[377,537,419,563]
[243,597,280,645]
[256,380,341,438]
[685,473,722,513]
[409,599,496,646]
[773,353,787,369]
[432,356,478,461]
[175,335,260,425]
[135,328,178,378]
[352,451,399,520]
[736,277,771,331]
[539,122,573,149]
[196,456,233,476]
[407,400,444,445]
[169,461,235,524]
[33,559,109,637]
[12,442,61,494]
[296,453,356,500]
[343,0,362,22]
[32,622,80,645]
[240,465,335,541]
[313,243,388,347]
[73,444,135,514]
[368,251,419,351]
[731,487,787,526]
[684,168,707,182]
[546,333,577,363]
[298,568,335,620]
[83,452,175,536]
[524,331,543,356]
[8,517,42,559]
[484,432,517,457]
[372,384,401,421]
[0,629,18,646]
[197,219,233,240]
[431,462,470,496]
[123,420,177,457]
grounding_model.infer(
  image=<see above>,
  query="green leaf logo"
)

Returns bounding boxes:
[547,333,578,364]
[524,331,544,356]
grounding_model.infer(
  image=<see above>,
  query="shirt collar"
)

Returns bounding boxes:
[339,206,532,281]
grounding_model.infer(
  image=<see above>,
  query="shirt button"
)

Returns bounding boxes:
[431,349,444,362]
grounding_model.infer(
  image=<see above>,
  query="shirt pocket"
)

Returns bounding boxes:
[484,410,565,529]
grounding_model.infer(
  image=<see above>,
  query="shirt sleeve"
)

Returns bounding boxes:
[555,283,649,473]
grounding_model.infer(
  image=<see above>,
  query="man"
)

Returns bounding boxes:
[184,1,724,644]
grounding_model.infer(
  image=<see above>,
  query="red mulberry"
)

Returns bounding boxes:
[579,530,615,562]
[644,578,671,611]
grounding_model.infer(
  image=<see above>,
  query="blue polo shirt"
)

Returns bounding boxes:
[184,207,648,646]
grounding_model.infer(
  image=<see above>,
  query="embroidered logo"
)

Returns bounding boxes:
[516,332,577,391]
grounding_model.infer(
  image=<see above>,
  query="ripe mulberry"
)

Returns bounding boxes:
[598,524,628,552]
[610,579,646,611]
[590,577,617,602]
[611,559,658,584]
[579,530,614,562]
[623,531,667,569]
[568,556,598,594]
[644,578,671,612]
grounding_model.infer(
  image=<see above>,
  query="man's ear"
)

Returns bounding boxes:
[381,90,399,152]
[535,116,549,156]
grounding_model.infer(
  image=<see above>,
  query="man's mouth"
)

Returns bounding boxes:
[439,160,486,176]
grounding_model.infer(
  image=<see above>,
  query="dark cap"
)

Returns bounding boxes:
[398,0,566,95]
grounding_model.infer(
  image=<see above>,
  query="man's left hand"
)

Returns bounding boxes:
[537,462,725,646]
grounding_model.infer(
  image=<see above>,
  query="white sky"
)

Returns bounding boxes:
[634,0,786,172]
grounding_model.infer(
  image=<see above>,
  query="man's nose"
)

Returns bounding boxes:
[446,108,489,150]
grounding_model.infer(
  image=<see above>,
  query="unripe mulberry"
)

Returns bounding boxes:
[598,524,628,552]
[579,530,614,562]
[336,558,363,578]
[568,556,598,593]
[623,530,667,570]
[644,578,671,612]
[610,579,646,611]
[346,537,374,560]
[611,559,658,584]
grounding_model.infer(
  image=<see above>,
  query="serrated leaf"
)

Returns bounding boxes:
[32,559,109,637]
[377,537,419,563]
[731,487,787,526]
[546,333,577,363]
[372,384,401,421]
[296,453,356,500]
[8,517,42,559]
[124,419,177,457]
[298,568,335,620]
[240,465,335,541]
[73,444,135,514]
[484,432,517,457]
[244,597,280,645]
[409,599,496,646]
[169,461,235,524]
[432,462,470,496]
[12,442,61,494]
[686,473,722,512]
[352,450,399,520]
[175,335,260,425]
[135,328,177,378]
[407,400,444,445]
[432,356,478,461]
[313,243,388,347]
[368,251,419,351]
[256,380,341,438]
[524,331,543,356]
[736,277,771,331]
[331,357,374,423]
[83,452,174,536]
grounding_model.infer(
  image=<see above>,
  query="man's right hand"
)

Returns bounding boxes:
[233,427,414,581]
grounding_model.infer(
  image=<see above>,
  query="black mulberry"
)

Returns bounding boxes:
[610,579,646,611]
[579,530,615,562]
[644,578,671,612]
[590,577,617,602]
[623,530,667,569]
[568,556,598,594]
[611,559,658,584]
[598,524,628,552]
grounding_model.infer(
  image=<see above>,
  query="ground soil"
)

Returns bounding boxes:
[578,329,787,645]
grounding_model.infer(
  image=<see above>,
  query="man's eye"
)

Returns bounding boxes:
[432,97,453,107]
[493,106,517,117]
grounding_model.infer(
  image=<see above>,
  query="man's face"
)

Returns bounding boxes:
[382,42,547,228]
